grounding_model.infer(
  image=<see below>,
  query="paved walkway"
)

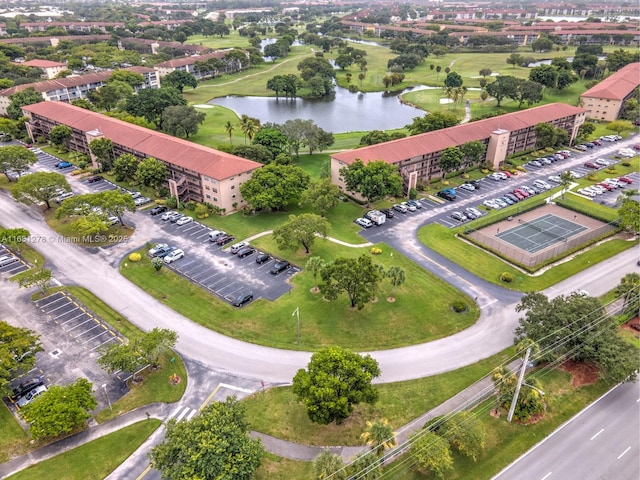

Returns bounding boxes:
[243,229,373,248]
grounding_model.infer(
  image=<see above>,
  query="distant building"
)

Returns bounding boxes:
[154,51,237,80]
[20,59,67,79]
[0,67,159,116]
[22,102,262,212]
[579,62,640,122]
[331,103,586,194]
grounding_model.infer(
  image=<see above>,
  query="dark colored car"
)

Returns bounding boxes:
[149,205,168,216]
[255,253,271,264]
[55,161,73,168]
[87,175,103,183]
[232,292,253,307]
[216,234,235,246]
[270,260,290,275]
[436,190,456,201]
[10,377,43,402]
[236,246,256,258]
[584,162,600,169]
[465,180,480,190]
[155,246,176,259]
[504,193,519,203]
[380,208,395,218]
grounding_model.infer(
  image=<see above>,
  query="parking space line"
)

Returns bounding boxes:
[72,322,104,338]
[39,296,67,310]
[226,285,244,298]
[195,232,210,240]
[60,311,88,325]
[53,306,79,319]
[64,316,93,332]
[82,328,111,345]
[90,335,118,352]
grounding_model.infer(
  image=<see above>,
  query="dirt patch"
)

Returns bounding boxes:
[621,316,640,334]
[558,359,599,387]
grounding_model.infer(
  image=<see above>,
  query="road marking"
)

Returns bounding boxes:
[174,407,190,422]
[540,472,552,480]
[135,464,153,480]
[617,446,631,459]
[590,428,604,440]
[199,384,221,411]
[168,405,182,419]
[219,383,253,393]
[185,409,197,421]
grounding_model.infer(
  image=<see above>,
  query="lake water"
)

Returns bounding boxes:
[208,86,432,133]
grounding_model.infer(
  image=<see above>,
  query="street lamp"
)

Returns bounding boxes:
[102,383,112,412]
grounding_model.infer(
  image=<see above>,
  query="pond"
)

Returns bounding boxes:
[208,85,433,133]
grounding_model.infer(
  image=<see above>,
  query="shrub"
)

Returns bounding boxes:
[409,188,418,200]
[500,272,515,283]
[481,169,489,174]
[516,166,526,172]
[605,167,617,174]
[461,173,470,179]
[370,247,383,255]
[128,252,142,262]
[586,172,598,181]
[165,196,178,208]
[451,300,467,312]
[621,161,631,167]
[184,200,197,211]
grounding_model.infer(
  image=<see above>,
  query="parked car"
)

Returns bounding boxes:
[380,208,395,218]
[483,199,501,209]
[393,203,408,213]
[208,230,226,241]
[87,175,103,183]
[9,378,43,402]
[466,207,483,218]
[575,144,588,151]
[465,180,480,190]
[216,234,235,246]
[594,158,610,166]
[0,254,18,267]
[450,211,468,222]
[548,175,562,184]
[56,192,75,203]
[230,241,249,254]
[597,182,614,191]
[163,248,185,264]
[107,216,119,226]
[255,253,271,264]
[500,196,514,205]
[407,199,422,209]
[16,385,47,408]
[520,186,536,196]
[618,176,633,184]
[355,217,374,228]
[528,185,543,194]
[463,209,477,220]
[632,144,640,151]
[583,161,600,169]
[584,142,595,148]
[493,198,508,208]
[568,170,581,179]
[148,243,169,256]
[169,213,185,223]
[175,216,193,226]
[270,260,291,275]
[232,292,254,307]
[533,180,551,190]
[458,183,475,191]
[436,190,456,201]
[236,246,256,258]
[504,193,520,203]
[592,139,602,146]
[155,246,176,259]
[55,161,73,168]
[578,188,596,197]
[582,186,600,196]
[400,201,415,212]
[149,205,168,216]
[590,185,606,194]
[160,211,175,221]
[513,189,528,198]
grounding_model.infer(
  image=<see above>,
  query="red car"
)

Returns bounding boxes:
[592,139,602,146]
[618,176,633,184]
[501,170,511,178]
[584,162,600,169]
[512,189,528,199]
[632,144,640,151]
[597,183,614,191]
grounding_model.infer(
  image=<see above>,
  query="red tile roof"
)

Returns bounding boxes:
[155,52,227,69]
[332,103,585,165]
[580,62,640,101]
[23,102,262,181]
[0,67,155,96]
[22,59,66,68]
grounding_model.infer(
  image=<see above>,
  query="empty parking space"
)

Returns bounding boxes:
[35,291,125,352]
[0,245,30,276]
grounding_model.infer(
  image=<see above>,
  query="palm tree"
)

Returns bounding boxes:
[313,449,345,480]
[386,266,405,298]
[306,256,326,293]
[224,121,235,144]
[361,419,397,457]
[239,114,260,144]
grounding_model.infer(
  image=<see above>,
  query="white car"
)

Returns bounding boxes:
[175,216,193,226]
[466,207,483,218]
[533,180,550,190]
[16,385,47,408]
[163,249,185,264]
[458,183,475,191]
[590,185,606,194]
[148,243,168,256]
[160,211,175,221]
[568,170,581,179]
[548,175,562,184]
[595,158,611,166]
[520,186,536,196]
[577,188,596,197]
[401,201,416,212]
[483,199,501,209]
[605,178,623,187]
[493,198,508,208]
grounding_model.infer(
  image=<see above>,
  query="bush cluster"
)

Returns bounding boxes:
[451,300,467,312]
[370,247,383,255]
[128,252,142,262]
[500,272,515,283]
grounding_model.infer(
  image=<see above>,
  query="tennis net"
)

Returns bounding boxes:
[524,221,568,242]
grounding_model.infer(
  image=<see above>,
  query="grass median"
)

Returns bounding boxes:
[419,223,638,292]
[5,420,161,480]
[243,347,516,446]
[120,238,479,351]
[0,403,29,464]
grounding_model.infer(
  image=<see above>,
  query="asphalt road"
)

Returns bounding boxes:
[1,189,638,384]
[494,381,640,480]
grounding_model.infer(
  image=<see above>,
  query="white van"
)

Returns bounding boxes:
[0,254,18,267]
[208,230,225,241]
[230,241,249,254]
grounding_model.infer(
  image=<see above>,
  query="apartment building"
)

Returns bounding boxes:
[20,59,67,79]
[22,102,262,212]
[580,62,640,121]
[331,103,586,194]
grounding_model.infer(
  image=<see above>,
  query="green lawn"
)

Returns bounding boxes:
[243,347,515,446]
[121,239,478,351]
[254,453,314,480]
[0,403,29,464]
[418,223,638,291]
[5,420,161,480]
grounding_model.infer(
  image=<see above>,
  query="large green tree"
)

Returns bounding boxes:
[124,87,186,126]
[486,75,518,107]
[300,178,341,216]
[161,70,197,93]
[7,87,43,120]
[313,449,346,480]
[113,153,139,182]
[89,138,115,171]
[136,157,168,191]
[406,111,458,135]
[0,145,37,180]
[88,82,133,112]
[108,70,145,88]
[49,125,73,148]
[514,292,638,384]
[459,140,486,171]
[529,65,558,89]
[534,122,557,148]
[292,347,380,424]
[161,105,206,138]
[439,147,463,178]
[12,172,70,209]
[240,164,310,211]
[56,190,136,227]
[18,269,53,295]
[149,396,264,480]
[618,198,640,233]
[340,160,403,206]
[273,213,330,254]
[22,378,96,440]
[440,411,486,461]
[319,254,383,310]
[0,321,42,395]
[252,127,289,158]
[409,431,453,479]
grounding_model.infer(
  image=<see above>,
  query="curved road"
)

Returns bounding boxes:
[0,192,638,384]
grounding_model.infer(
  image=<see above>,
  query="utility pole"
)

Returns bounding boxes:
[292,307,300,345]
[507,346,531,423]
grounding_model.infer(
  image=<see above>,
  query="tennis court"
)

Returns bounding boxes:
[496,214,588,253]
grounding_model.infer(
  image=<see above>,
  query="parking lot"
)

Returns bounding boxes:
[149,215,299,306]
[0,245,30,277]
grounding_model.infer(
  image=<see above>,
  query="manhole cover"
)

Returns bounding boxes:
[50,349,62,358]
